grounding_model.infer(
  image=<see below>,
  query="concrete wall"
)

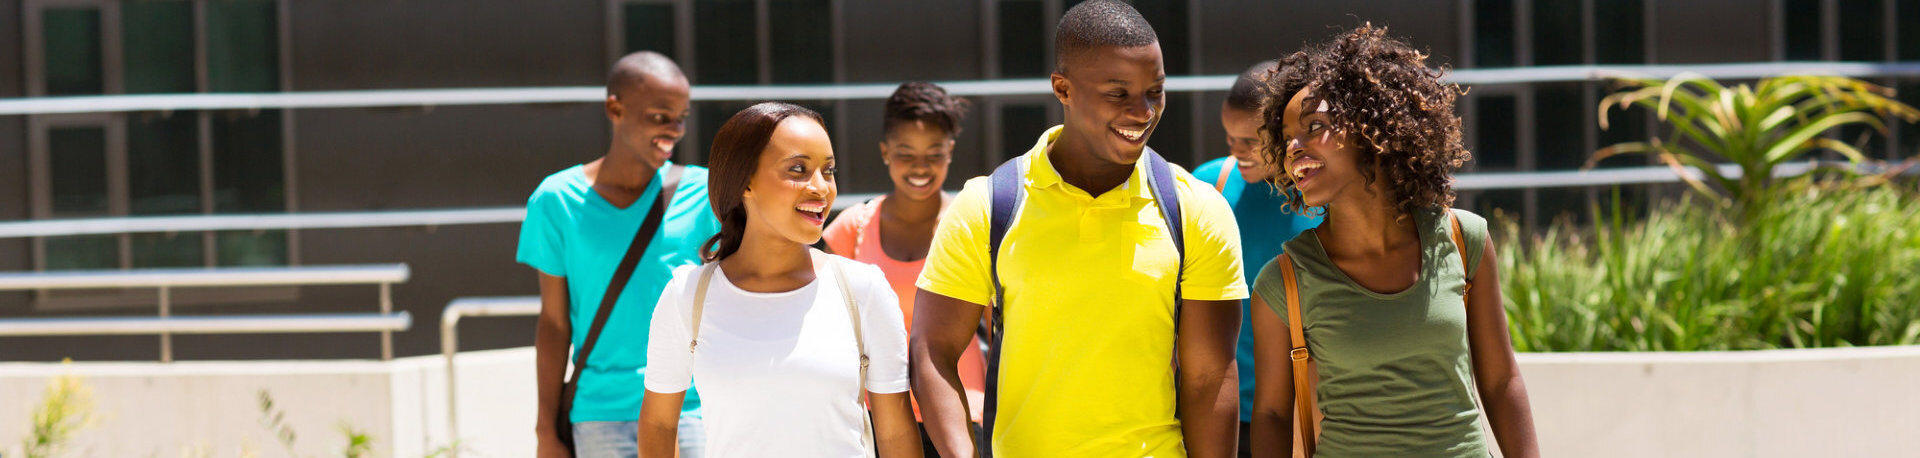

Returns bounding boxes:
[5,346,1919,457]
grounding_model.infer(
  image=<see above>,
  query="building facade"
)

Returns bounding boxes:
[4,0,1917,360]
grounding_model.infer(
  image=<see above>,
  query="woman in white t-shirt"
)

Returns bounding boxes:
[638,102,922,458]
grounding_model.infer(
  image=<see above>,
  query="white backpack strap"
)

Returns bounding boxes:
[689,263,717,353]
[820,252,876,454]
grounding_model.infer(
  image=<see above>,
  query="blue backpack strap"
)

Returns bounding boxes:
[980,154,1026,458]
[1142,147,1186,300]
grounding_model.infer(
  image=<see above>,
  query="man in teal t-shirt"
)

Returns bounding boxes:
[1192,60,1323,457]
[518,51,716,458]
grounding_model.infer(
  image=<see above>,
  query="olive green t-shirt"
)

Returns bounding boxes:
[1252,208,1491,457]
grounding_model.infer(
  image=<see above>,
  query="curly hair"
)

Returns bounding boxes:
[1257,24,1470,217]
[884,81,971,137]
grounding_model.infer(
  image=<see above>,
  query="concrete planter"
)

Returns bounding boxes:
[5,345,1918,457]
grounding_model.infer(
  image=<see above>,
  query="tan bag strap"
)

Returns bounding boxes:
[689,263,717,352]
[1215,162,1233,193]
[1447,210,1472,297]
[1278,253,1317,457]
[824,252,877,456]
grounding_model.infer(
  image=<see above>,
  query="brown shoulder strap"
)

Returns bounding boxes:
[1278,253,1317,457]
[1447,210,1472,297]
[1215,162,1232,193]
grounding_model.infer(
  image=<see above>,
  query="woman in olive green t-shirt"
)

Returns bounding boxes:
[1246,26,1541,458]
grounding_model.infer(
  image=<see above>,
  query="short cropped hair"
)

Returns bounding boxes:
[607,51,685,97]
[1225,60,1279,112]
[1054,0,1158,74]
[884,82,971,138]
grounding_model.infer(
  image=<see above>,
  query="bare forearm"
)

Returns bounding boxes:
[1481,374,1540,458]
[636,421,679,458]
[533,318,570,436]
[1178,361,1239,458]
[910,340,975,457]
[1247,410,1292,458]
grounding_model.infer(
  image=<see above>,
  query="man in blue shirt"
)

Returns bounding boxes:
[519,51,716,458]
[1191,60,1324,457]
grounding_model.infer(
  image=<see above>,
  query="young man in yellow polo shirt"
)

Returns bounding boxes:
[909,1,1247,457]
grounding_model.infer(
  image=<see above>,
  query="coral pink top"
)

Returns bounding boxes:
[824,195,986,422]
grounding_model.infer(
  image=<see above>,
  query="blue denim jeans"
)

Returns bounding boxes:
[572,414,705,458]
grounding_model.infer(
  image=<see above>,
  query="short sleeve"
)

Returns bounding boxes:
[822,201,869,259]
[1177,178,1250,301]
[1248,255,1293,328]
[643,265,700,394]
[1449,208,1491,279]
[851,261,911,394]
[914,177,995,307]
[516,187,568,277]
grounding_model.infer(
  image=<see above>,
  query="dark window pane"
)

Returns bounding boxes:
[1534,187,1591,228]
[1531,0,1582,65]
[1001,103,1050,158]
[206,0,280,92]
[212,110,285,213]
[123,1,196,94]
[1596,83,1650,168]
[1593,0,1645,64]
[998,0,1047,77]
[50,127,109,216]
[695,101,757,165]
[128,112,202,215]
[1474,0,1515,67]
[43,8,104,95]
[695,0,759,84]
[1128,0,1188,75]
[217,230,286,266]
[45,235,118,270]
[771,0,833,83]
[1839,0,1886,61]
[1474,95,1517,169]
[1147,98,1192,167]
[1900,81,1920,158]
[1901,0,1920,60]
[1785,0,1824,60]
[623,3,678,56]
[1534,83,1586,169]
[133,232,202,268]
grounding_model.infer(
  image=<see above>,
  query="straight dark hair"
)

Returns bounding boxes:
[701,102,825,262]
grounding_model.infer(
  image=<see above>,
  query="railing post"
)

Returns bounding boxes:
[380,282,394,361]
[441,307,462,457]
[159,285,172,363]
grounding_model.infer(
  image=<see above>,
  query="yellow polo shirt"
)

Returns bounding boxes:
[917,126,1247,457]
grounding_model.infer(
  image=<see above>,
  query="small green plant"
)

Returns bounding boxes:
[1591,74,1920,215]
[21,365,94,458]
[337,422,373,458]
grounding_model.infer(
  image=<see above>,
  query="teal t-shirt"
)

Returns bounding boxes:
[1193,157,1323,423]
[516,163,718,422]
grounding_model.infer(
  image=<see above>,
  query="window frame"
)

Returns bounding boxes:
[22,0,299,311]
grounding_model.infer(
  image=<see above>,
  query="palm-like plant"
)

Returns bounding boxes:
[1591,74,1920,211]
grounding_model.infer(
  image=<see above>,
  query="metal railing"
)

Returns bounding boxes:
[0,264,412,361]
[440,295,542,446]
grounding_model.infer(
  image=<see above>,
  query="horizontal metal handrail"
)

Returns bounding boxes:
[0,263,411,290]
[3,61,1917,115]
[440,295,541,449]
[0,312,411,336]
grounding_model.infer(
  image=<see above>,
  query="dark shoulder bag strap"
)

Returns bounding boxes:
[978,155,1027,458]
[560,165,684,414]
[1141,148,1186,301]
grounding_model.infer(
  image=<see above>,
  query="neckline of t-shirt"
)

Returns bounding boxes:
[1305,211,1435,301]
[710,261,827,299]
[574,163,664,213]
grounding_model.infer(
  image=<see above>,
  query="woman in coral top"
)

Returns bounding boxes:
[823,81,985,454]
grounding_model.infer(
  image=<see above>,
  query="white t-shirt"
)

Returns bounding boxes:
[644,255,910,458]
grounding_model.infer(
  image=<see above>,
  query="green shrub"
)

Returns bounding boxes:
[1499,179,1920,351]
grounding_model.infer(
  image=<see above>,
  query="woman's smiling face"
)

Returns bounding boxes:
[880,120,953,201]
[742,117,838,246]
[1281,86,1367,208]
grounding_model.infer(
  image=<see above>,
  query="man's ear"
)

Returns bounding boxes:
[1051,72,1072,109]
[605,94,623,122]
